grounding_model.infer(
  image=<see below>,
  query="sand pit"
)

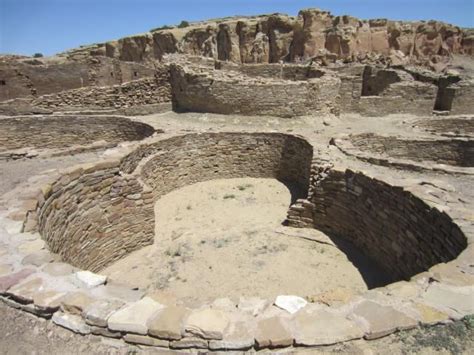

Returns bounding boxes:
[102,177,387,306]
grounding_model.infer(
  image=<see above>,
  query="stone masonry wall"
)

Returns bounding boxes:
[310,168,467,281]
[137,133,313,199]
[170,64,340,117]
[37,161,155,272]
[343,133,474,167]
[0,116,155,153]
[31,68,170,109]
[38,133,313,272]
[414,117,474,138]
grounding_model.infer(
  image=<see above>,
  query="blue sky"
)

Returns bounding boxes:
[1,0,473,56]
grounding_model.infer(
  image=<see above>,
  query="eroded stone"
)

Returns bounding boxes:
[52,311,91,334]
[255,316,293,348]
[147,305,189,340]
[107,297,164,335]
[293,309,364,345]
[84,299,125,327]
[185,308,230,340]
[353,300,418,339]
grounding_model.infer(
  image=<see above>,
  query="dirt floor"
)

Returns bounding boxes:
[102,178,388,306]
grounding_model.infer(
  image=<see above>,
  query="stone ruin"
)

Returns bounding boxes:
[0,7,473,353]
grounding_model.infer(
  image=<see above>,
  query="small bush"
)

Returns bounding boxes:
[223,194,236,199]
[33,53,43,58]
[178,20,190,28]
[151,25,174,32]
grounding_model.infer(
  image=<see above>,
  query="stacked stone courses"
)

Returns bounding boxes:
[0,131,473,352]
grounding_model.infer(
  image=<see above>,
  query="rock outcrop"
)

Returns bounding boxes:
[62,9,473,66]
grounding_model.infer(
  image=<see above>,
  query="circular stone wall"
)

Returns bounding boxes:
[308,168,467,281]
[332,133,474,172]
[0,115,155,156]
[37,132,313,271]
[413,117,474,138]
[3,132,471,352]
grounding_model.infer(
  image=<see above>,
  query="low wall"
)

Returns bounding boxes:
[38,132,313,271]
[335,133,474,168]
[309,168,467,281]
[32,71,171,109]
[413,117,474,138]
[170,64,340,117]
[0,115,155,153]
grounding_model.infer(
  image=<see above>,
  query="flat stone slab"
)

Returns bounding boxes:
[108,297,164,335]
[170,337,208,349]
[52,311,91,335]
[7,277,43,303]
[33,290,66,313]
[124,334,169,347]
[0,269,35,293]
[60,291,96,315]
[148,305,190,340]
[90,326,122,339]
[209,321,255,350]
[21,251,56,266]
[238,297,269,316]
[84,299,125,327]
[185,308,230,340]
[353,300,418,339]
[293,309,364,345]
[255,316,293,349]
[274,295,308,314]
[41,262,75,276]
[17,239,45,254]
[75,270,107,288]
[0,264,13,277]
[422,283,474,316]
[412,302,450,325]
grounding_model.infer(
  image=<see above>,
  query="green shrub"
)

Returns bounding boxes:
[33,53,43,58]
[178,20,190,28]
[151,25,174,32]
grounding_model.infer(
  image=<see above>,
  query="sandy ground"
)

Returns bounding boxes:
[102,177,387,306]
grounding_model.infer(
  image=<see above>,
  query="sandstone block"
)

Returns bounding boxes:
[293,309,364,345]
[170,337,208,349]
[84,299,125,327]
[7,277,43,303]
[353,300,418,339]
[41,262,75,276]
[52,312,91,335]
[124,333,169,347]
[185,308,230,340]
[0,268,35,293]
[255,316,293,348]
[422,283,474,317]
[75,270,107,288]
[209,321,255,350]
[147,305,189,340]
[107,297,164,334]
[60,291,96,315]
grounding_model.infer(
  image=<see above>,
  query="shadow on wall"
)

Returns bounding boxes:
[311,169,467,283]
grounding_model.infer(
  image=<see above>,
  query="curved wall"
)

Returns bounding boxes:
[0,115,155,152]
[38,133,313,271]
[311,169,467,280]
[336,133,474,168]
